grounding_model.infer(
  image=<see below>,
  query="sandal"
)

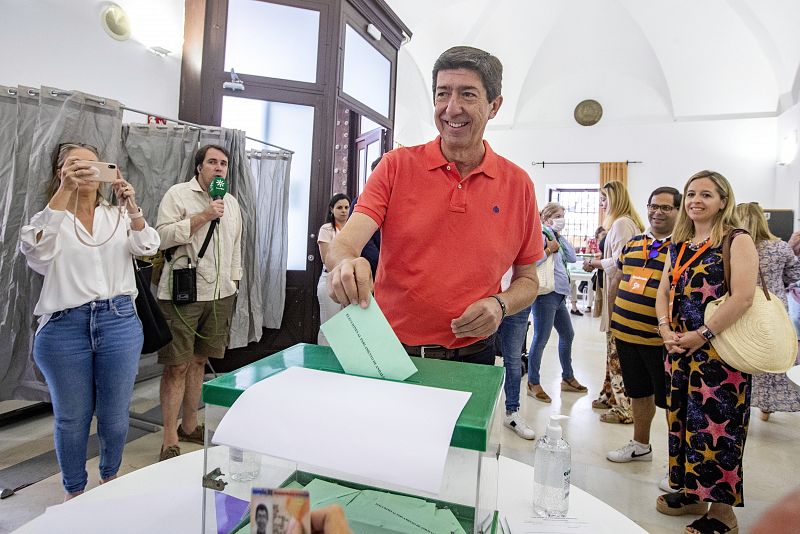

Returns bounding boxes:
[685,514,738,534]
[561,377,588,392]
[592,397,611,409]
[656,492,709,517]
[599,408,633,424]
[526,383,552,403]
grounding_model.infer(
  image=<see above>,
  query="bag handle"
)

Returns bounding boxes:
[722,229,770,300]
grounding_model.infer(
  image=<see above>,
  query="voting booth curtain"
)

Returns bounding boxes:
[0,87,291,401]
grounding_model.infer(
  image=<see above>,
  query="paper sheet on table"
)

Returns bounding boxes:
[212,367,471,494]
[505,515,594,533]
[320,300,417,381]
[31,485,202,533]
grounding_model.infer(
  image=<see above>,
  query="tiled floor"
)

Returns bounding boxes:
[1,313,798,533]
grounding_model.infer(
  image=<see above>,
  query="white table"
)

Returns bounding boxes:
[14,450,645,533]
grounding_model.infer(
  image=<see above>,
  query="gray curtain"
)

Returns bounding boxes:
[198,128,262,348]
[0,92,292,399]
[119,124,200,228]
[0,88,122,401]
[249,149,292,329]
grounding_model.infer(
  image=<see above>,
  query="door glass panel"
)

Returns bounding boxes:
[358,147,367,194]
[225,0,319,83]
[342,25,390,117]
[360,116,381,135]
[366,139,381,180]
[222,96,314,271]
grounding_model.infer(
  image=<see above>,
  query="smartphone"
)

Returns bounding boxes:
[77,160,118,183]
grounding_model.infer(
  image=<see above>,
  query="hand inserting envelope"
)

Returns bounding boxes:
[320,300,418,381]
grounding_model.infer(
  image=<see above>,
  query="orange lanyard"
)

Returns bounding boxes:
[668,240,712,319]
[671,241,711,287]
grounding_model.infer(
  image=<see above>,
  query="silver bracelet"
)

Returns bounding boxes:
[128,208,143,220]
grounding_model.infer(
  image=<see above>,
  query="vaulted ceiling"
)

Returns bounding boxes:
[386,0,800,133]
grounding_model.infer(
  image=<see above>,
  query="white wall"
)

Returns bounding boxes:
[776,102,800,228]
[0,0,184,119]
[486,117,779,213]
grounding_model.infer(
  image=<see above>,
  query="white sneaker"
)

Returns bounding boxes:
[606,440,652,463]
[659,474,679,493]
[503,412,536,440]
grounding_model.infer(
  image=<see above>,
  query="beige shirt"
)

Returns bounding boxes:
[600,216,639,332]
[155,177,243,301]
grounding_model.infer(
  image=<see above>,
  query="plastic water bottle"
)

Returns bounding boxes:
[228,447,260,482]
[533,415,571,518]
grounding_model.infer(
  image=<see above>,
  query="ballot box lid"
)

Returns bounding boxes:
[202,343,503,452]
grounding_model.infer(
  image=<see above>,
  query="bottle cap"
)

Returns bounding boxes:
[545,414,569,440]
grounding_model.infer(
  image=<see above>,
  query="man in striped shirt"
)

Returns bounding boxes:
[606,187,680,487]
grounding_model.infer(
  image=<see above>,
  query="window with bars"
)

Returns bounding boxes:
[547,187,601,252]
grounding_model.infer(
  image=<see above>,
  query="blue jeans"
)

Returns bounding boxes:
[497,306,531,412]
[528,292,575,385]
[33,295,143,493]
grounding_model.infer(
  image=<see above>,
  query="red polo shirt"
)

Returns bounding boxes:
[355,137,543,349]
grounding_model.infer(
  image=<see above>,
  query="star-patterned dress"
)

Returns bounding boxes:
[666,240,751,506]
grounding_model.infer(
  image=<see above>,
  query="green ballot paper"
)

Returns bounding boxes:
[320,300,418,381]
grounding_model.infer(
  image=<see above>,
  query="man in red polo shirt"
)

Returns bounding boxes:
[326,46,543,365]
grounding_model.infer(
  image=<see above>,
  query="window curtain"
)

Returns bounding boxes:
[0,88,123,401]
[599,162,628,187]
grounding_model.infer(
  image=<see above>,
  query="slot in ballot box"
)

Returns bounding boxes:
[200,343,503,533]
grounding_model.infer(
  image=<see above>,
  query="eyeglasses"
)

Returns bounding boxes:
[649,239,664,259]
[647,203,675,213]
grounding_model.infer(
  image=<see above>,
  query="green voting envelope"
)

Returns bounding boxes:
[320,300,417,381]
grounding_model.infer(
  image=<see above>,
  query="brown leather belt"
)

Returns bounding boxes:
[402,336,495,360]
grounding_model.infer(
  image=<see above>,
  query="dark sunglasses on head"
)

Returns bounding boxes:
[648,239,664,259]
[647,203,675,213]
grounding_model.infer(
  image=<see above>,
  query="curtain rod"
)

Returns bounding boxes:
[123,106,294,154]
[532,160,643,167]
[10,88,293,154]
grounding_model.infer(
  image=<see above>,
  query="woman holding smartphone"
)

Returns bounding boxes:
[19,142,160,500]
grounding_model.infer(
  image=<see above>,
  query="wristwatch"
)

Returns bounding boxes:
[698,325,715,341]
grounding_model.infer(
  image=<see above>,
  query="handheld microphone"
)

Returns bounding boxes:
[208,176,228,222]
[208,176,228,200]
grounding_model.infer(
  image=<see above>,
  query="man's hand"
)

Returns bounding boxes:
[311,505,352,534]
[328,257,373,308]
[203,199,225,221]
[451,297,503,338]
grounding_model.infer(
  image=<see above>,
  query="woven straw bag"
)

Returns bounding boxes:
[704,231,798,374]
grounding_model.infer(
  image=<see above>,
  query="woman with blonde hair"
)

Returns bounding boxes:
[583,180,644,423]
[655,171,758,534]
[734,202,800,421]
[20,142,160,500]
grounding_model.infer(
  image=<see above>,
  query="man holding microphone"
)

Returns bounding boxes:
[155,145,243,461]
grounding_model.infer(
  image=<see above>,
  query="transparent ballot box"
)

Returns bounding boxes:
[201,343,502,533]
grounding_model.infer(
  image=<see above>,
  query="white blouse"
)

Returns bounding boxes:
[19,204,161,316]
